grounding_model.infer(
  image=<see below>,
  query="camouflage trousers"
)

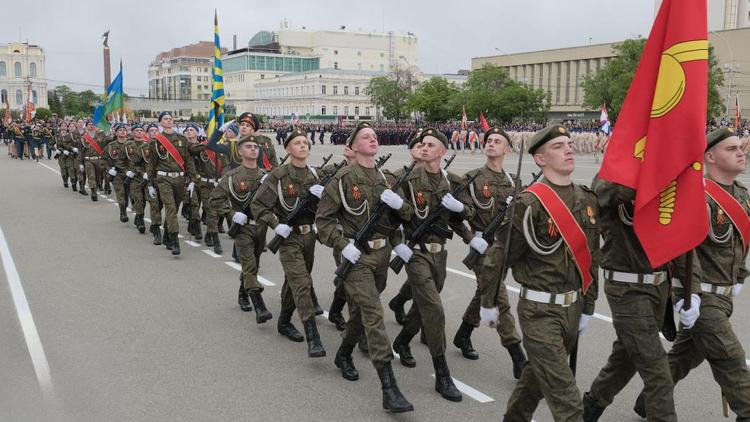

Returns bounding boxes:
[279,231,316,322]
[235,222,265,293]
[402,249,448,358]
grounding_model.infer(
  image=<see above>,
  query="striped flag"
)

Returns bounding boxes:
[461,105,467,130]
[206,10,225,140]
[599,104,611,135]
[735,94,741,129]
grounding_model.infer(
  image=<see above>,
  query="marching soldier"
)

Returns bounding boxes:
[631,128,750,420]
[183,123,209,242]
[454,127,527,378]
[480,125,599,421]
[146,112,197,256]
[251,129,326,357]
[59,121,82,192]
[210,135,272,323]
[125,124,150,233]
[83,121,110,195]
[143,123,164,244]
[54,123,70,188]
[79,121,110,200]
[104,124,133,222]
[316,121,414,412]
[390,128,471,402]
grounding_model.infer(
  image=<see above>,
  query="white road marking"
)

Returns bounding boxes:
[322,311,329,319]
[0,226,54,397]
[429,374,495,403]
[184,240,201,247]
[177,234,184,239]
[38,162,61,175]
[224,261,242,271]
[258,276,276,287]
[143,217,152,223]
[107,198,115,203]
[202,250,221,258]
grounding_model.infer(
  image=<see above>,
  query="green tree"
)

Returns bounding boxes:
[77,90,99,114]
[463,64,549,123]
[48,90,62,116]
[368,65,418,121]
[407,77,461,122]
[582,38,725,122]
[35,107,52,120]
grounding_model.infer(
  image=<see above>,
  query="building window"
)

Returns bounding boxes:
[354,106,359,115]
[32,90,38,104]
[334,62,338,70]
[30,62,37,77]
[0,89,7,103]
[380,52,384,58]
[365,107,370,116]
[321,85,326,95]
[344,86,348,95]
[321,106,326,115]
[355,87,360,96]
[333,86,338,95]
[0,61,5,77]
[555,62,561,104]
[344,106,349,116]
[564,61,571,104]
[333,106,338,115]
[357,51,362,56]
[14,62,22,78]
[15,89,22,105]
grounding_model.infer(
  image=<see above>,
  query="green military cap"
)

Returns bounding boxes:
[528,125,570,154]
[706,127,738,151]
[237,135,260,147]
[483,126,511,146]
[409,127,448,149]
[346,121,374,146]
[284,128,308,148]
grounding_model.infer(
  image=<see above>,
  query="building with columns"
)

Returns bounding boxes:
[0,42,48,110]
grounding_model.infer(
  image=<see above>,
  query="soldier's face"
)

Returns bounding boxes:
[420,137,446,163]
[149,128,159,137]
[184,127,198,140]
[707,136,746,175]
[485,135,508,159]
[161,116,173,129]
[352,128,378,157]
[77,120,85,129]
[86,123,95,132]
[115,128,127,138]
[409,142,423,162]
[533,136,575,175]
[286,136,310,160]
[239,121,255,136]
[239,142,259,160]
[133,128,145,139]
[68,123,77,132]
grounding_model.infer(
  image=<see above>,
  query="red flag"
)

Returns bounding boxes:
[735,94,741,129]
[598,0,709,267]
[479,112,490,132]
[461,105,467,131]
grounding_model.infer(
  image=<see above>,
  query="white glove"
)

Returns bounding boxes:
[470,237,488,254]
[578,314,592,333]
[148,186,157,198]
[187,182,195,195]
[479,306,500,327]
[63,150,70,156]
[260,173,268,183]
[232,211,248,225]
[274,223,292,239]
[72,147,79,153]
[441,193,465,213]
[732,284,743,297]
[393,243,413,263]
[674,294,701,329]
[309,184,324,198]
[342,243,361,264]
[380,189,404,210]
[143,173,149,181]
[79,164,84,172]
[108,168,117,177]
[220,119,235,132]
[126,170,135,178]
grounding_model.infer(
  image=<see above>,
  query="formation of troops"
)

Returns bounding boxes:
[11,110,750,421]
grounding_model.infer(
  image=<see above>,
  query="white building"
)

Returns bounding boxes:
[0,42,48,110]
[655,0,750,30]
[253,69,383,121]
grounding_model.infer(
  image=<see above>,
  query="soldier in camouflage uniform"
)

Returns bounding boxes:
[104,124,133,223]
[53,123,70,188]
[143,123,164,244]
[480,125,599,422]
[79,121,109,200]
[59,121,82,193]
[125,124,150,234]
[316,121,414,413]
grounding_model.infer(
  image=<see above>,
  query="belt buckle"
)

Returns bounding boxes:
[563,292,574,306]
[298,225,311,234]
[429,243,440,253]
[653,272,664,285]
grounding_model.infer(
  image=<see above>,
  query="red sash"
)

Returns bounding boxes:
[82,133,104,156]
[153,133,185,171]
[705,179,750,252]
[525,183,594,293]
[201,140,222,174]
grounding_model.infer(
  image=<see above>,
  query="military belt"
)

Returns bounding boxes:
[157,171,185,177]
[671,278,735,297]
[293,224,313,235]
[520,287,579,307]
[604,269,666,286]
[419,242,445,253]
[200,177,219,186]
[345,238,388,251]
[84,156,100,161]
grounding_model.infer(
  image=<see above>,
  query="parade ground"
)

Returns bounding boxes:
[1,143,748,421]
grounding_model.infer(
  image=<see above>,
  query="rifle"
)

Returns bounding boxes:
[389,172,479,274]
[375,153,392,169]
[267,159,348,253]
[320,153,333,168]
[227,179,264,239]
[462,171,542,270]
[279,154,288,165]
[443,153,457,170]
[335,161,417,280]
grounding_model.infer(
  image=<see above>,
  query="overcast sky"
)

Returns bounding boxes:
[2,0,655,96]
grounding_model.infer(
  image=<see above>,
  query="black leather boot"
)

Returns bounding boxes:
[388,293,407,325]
[334,344,359,381]
[248,291,273,324]
[71,179,78,192]
[217,216,225,233]
[204,231,215,247]
[135,214,145,233]
[311,288,324,316]
[433,355,462,402]
[170,233,180,255]
[212,232,223,255]
[633,392,646,419]
[237,283,252,312]
[506,342,527,380]
[191,219,202,241]
[104,182,111,195]
[358,335,369,354]
[164,226,172,249]
[90,187,98,201]
[392,332,416,368]
[583,392,606,422]
[303,318,326,358]
[376,363,414,413]
[63,176,69,188]
[150,224,162,245]
[327,295,347,331]
[79,180,87,195]
[452,321,479,360]
[119,204,129,222]
[277,309,304,342]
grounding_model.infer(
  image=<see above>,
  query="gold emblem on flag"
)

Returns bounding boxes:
[658,179,678,225]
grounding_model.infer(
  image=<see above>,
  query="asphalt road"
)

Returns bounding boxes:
[1,142,747,421]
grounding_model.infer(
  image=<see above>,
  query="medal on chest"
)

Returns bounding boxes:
[416,191,426,207]
[716,208,726,225]
[287,183,297,197]
[111,148,119,158]
[352,184,361,200]
[482,181,491,199]
[144,148,151,157]
[547,217,559,238]
[239,180,247,192]
[586,205,596,224]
